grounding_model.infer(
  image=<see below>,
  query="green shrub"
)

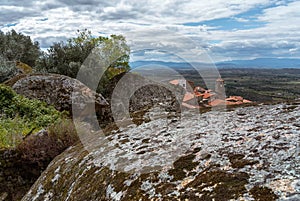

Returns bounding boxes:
[0,55,17,83]
[0,117,26,147]
[0,83,16,108]
[0,84,64,148]
[0,84,62,123]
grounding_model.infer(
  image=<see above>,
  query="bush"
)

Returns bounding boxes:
[17,119,79,166]
[0,55,17,83]
[0,117,28,147]
[0,84,62,123]
[36,30,130,94]
[48,118,79,149]
[0,29,40,67]
[0,84,64,148]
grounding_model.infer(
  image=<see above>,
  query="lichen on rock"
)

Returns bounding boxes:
[11,74,108,115]
[22,103,300,200]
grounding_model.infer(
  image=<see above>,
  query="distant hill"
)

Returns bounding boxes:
[216,58,300,69]
[130,58,300,69]
[130,60,193,69]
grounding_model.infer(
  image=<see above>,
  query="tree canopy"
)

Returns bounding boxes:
[0,29,40,67]
[37,29,130,80]
[0,29,131,93]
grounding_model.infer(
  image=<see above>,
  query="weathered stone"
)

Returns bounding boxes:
[12,74,108,114]
[22,104,299,200]
[104,72,184,114]
[103,72,184,126]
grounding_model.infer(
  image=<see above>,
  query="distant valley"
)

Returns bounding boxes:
[130,58,300,69]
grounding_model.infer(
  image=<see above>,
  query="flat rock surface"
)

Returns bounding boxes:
[22,103,300,201]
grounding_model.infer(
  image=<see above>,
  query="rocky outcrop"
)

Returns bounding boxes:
[2,74,28,87]
[129,84,183,113]
[22,103,300,200]
[103,73,184,110]
[12,74,108,114]
[103,72,184,125]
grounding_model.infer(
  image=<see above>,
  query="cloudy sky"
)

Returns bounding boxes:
[1,0,300,62]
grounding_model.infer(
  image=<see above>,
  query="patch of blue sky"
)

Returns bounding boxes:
[234,2,283,20]
[184,18,266,31]
[208,40,222,44]
[5,22,18,27]
[38,18,48,21]
[183,2,289,31]
[130,49,188,63]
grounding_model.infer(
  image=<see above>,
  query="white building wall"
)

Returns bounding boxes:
[178,79,187,90]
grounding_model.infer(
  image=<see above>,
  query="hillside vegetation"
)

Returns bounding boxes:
[0,84,63,148]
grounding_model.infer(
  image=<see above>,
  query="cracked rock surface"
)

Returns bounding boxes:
[22,103,300,201]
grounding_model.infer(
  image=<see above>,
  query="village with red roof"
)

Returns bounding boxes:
[169,78,251,109]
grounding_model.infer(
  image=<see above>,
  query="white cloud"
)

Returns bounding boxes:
[0,0,299,62]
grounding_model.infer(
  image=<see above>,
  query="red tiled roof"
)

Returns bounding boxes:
[226,96,243,101]
[183,92,195,102]
[182,102,200,109]
[169,79,179,85]
[202,92,213,99]
[243,99,252,103]
[225,96,252,105]
[209,99,226,106]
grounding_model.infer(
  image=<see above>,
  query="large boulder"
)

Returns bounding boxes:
[12,74,108,114]
[103,72,184,125]
[22,103,300,200]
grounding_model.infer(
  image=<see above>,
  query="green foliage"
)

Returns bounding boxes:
[0,84,63,148]
[0,117,32,148]
[0,55,17,83]
[0,83,17,108]
[0,29,40,67]
[36,29,130,93]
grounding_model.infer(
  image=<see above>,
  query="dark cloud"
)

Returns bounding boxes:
[0,9,39,25]
[0,0,35,7]
[55,0,110,12]
[57,0,108,6]
[0,0,62,25]
[39,2,65,11]
[100,11,138,21]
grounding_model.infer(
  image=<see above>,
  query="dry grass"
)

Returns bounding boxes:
[17,119,79,167]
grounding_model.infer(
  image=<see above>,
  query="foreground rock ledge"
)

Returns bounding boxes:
[22,104,300,201]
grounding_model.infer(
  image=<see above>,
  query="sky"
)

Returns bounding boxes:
[1,0,300,63]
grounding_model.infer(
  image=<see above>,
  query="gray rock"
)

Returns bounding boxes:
[12,74,108,114]
[22,104,300,200]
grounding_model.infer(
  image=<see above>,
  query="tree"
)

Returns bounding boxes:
[0,55,17,83]
[37,29,130,93]
[0,30,40,67]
